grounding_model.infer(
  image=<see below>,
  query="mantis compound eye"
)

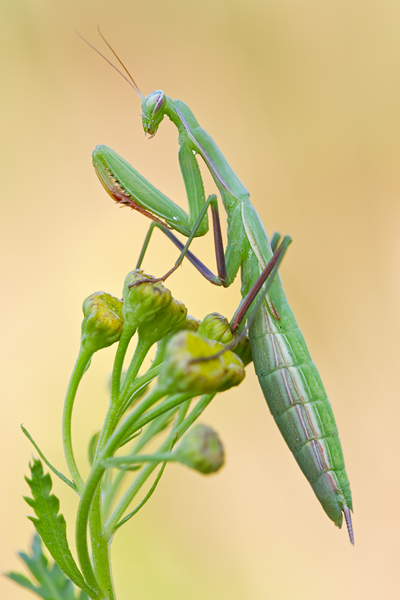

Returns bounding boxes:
[146,90,165,116]
[142,90,166,136]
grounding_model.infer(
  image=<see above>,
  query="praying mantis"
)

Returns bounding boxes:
[79,30,353,544]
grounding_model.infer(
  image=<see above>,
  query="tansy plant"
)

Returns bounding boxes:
[7,270,251,600]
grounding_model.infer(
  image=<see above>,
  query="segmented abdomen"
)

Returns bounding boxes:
[250,301,352,527]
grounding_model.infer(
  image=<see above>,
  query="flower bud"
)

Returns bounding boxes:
[183,314,201,332]
[138,298,187,347]
[81,292,124,353]
[197,313,234,344]
[174,424,224,474]
[122,270,172,330]
[158,330,245,396]
[198,312,253,366]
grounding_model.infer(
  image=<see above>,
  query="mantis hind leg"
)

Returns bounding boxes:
[231,235,292,332]
[270,232,281,253]
[190,236,292,364]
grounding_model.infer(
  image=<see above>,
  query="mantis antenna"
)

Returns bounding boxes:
[75,28,144,100]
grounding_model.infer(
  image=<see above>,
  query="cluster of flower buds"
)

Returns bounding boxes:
[14,266,253,600]
[80,273,250,396]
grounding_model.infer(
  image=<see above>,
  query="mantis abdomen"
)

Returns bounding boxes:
[241,204,352,530]
[251,303,352,528]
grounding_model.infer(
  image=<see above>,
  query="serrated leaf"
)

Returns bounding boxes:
[32,532,49,564]
[17,550,47,589]
[6,571,39,594]
[6,534,88,600]
[24,460,93,597]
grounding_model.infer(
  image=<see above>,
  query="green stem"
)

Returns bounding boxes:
[175,399,191,428]
[120,363,163,412]
[120,336,152,399]
[105,453,178,467]
[87,358,163,583]
[62,346,93,494]
[111,325,136,405]
[133,406,177,454]
[115,462,168,528]
[102,404,175,519]
[104,393,215,536]
[95,325,136,461]
[88,488,115,600]
[88,324,136,599]
[76,386,170,585]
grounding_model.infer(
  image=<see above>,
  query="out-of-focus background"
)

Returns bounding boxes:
[1,1,399,598]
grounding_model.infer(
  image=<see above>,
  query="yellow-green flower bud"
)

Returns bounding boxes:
[174,424,224,474]
[122,270,172,329]
[197,313,234,344]
[198,312,253,366]
[81,292,124,353]
[138,298,188,347]
[183,314,201,332]
[158,331,245,396]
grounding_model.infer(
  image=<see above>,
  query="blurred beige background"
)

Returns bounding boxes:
[1,0,399,598]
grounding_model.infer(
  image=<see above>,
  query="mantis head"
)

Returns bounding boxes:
[141,90,166,138]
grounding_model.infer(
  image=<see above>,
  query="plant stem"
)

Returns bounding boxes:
[102,404,175,519]
[120,336,152,399]
[105,453,178,467]
[95,326,135,461]
[76,386,169,590]
[87,324,136,599]
[62,346,93,494]
[104,393,215,535]
[89,488,115,600]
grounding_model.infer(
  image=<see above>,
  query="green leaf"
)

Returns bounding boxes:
[114,461,167,531]
[6,571,39,594]
[21,426,78,493]
[6,534,88,600]
[24,460,93,597]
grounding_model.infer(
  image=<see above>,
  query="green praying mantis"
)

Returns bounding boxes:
[79,30,353,544]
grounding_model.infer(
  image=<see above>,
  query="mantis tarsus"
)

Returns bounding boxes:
[80,30,354,544]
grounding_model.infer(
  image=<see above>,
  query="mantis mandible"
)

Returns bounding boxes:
[80,30,354,544]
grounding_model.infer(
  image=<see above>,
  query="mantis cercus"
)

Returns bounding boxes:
[79,30,353,544]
